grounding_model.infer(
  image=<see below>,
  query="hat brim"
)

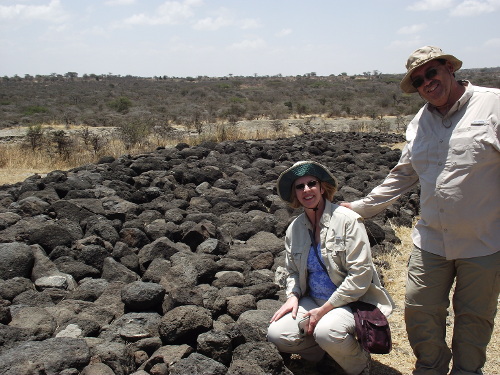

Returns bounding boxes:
[277,161,338,203]
[400,54,462,93]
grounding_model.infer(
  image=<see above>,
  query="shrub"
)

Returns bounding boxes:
[23,105,49,116]
[51,130,73,159]
[25,125,45,150]
[119,119,151,150]
[108,97,133,113]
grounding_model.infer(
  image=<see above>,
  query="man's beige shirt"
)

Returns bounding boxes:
[351,82,500,260]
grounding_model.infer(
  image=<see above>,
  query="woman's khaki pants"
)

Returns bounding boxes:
[267,296,369,375]
[405,247,500,375]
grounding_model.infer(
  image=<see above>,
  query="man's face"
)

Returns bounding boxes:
[410,60,455,107]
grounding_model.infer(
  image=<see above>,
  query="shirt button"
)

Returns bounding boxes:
[438,162,443,166]
[443,229,448,232]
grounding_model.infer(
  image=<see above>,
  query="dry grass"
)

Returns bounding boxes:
[0,123,287,186]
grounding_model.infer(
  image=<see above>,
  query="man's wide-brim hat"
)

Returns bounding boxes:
[400,45,462,94]
[277,161,338,203]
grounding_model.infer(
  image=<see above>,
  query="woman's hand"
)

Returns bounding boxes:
[270,295,299,323]
[305,303,334,335]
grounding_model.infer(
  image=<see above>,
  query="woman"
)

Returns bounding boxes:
[267,161,394,375]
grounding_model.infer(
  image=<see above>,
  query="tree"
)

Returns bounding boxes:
[119,119,150,150]
[51,130,73,159]
[65,72,78,79]
[108,97,133,113]
[25,125,44,150]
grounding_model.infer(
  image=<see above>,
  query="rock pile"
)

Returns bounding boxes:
[0,131,418,375]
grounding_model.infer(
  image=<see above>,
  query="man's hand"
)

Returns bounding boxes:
[339,201,352,209]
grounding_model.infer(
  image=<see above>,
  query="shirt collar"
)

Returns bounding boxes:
[427,80,473,118]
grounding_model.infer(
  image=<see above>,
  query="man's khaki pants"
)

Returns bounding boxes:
[405,247,500,375]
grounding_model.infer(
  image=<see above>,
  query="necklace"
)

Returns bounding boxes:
[442,117,453,128]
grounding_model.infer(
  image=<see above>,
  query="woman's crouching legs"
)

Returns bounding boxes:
[267,297,325,362]
[314,305,369,375]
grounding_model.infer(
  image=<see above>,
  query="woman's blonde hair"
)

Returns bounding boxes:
[288,180,337,209]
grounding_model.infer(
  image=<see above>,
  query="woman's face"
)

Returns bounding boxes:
[293,175,322,209]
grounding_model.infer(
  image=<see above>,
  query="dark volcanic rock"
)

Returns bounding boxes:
[0,242,34,279]
[0,337,90,375]
[0,132,416,374]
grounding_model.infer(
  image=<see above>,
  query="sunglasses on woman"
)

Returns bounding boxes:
[411,67,438,89]
[295,180,318,190]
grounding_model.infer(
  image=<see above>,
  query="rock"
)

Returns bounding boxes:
[226,294,257,319]
[0,277,34,301]
[227,341,291,375]
[0,242,34,279]
[169,353,227,375]
[197,330,233,365]
[0,338,90,375]
[0,132,415,374]
[159,305,213,345]
[121,281,166,312]
[89,340,135,375]
[98,312,161,343]
[80,362,116,375]
[138,344,193,373]
[9,306,57,340]
[68,278,109,302]
[234,309,274,343]
[28,219,84,253]
[212,271,245,288]
[102,257,140,283]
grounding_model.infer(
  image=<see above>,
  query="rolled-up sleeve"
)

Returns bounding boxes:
[350,143,419,218]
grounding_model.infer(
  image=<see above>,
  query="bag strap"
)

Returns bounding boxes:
[308,229,329,275]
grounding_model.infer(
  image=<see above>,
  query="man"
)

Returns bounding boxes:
[341,46,499,374]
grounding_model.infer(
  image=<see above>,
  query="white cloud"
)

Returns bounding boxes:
[408,0,455,11]
[80,25,107,36]
[276,28,292,37]
[193,16,233,30]
[387,37,424,50]
[105,0,136,5]
[122,0,203,26]
[0,0,68,22]
[484,37,500,46]
[397,24,427,34]
[191,7,260,31]
[239,18,261,29]
[450,0,500,16]
[229,38,266,50]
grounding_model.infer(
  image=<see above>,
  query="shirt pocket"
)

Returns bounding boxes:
[409,138,430,174]
[325,236,347,274]
[449,123,493,167]
[290,239,309,267]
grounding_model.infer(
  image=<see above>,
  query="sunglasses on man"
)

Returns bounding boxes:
[411,67,438,89]
[295,180,318,190]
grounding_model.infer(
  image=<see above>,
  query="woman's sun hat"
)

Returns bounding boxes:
[277,160,338,203]
[400,45,462,94]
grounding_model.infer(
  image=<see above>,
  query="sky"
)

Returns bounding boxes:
[1,0,499,78]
